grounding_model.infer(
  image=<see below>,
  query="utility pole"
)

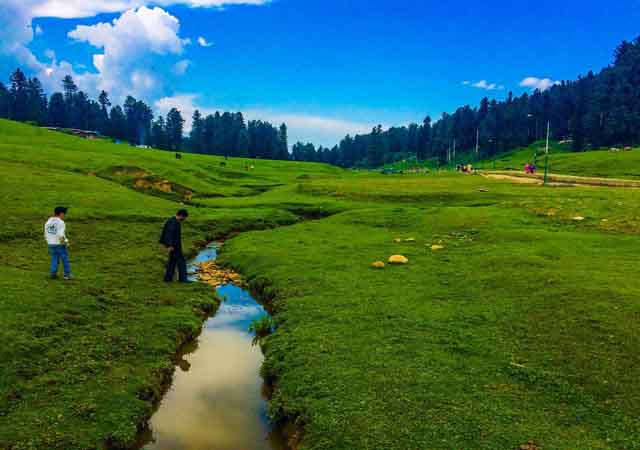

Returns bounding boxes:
[475,128,480,158]
[453,138,456,162]
[544,120,550,186]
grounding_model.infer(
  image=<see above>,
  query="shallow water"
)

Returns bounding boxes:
[141,245,286,450]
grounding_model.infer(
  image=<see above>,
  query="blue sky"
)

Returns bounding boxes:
[1,0,640,146]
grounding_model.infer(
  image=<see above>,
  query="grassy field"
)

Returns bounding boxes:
[479,141,640,180]
[1,119,639,450]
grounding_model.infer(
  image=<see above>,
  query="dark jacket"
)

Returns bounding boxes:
[159,217,182,251]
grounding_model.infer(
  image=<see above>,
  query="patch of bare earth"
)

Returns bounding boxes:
[518,440,541,450]
[483,174,542,184]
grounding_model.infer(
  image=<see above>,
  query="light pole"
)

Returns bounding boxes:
[528,114,539,165]
[543,120,551,186]
[453,137,457,164]
[475,128,480,160]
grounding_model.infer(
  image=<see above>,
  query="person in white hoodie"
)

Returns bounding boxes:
[44,206,72,280]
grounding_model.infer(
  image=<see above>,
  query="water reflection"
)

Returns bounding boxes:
[143,245,285,450]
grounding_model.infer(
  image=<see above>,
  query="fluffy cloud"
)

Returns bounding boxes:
[0,0,41,69]
[0,0,270,96]
[155,94,374,147]
[520,77,559,92]
[33,0,272,19]
[468,80,504,91]
[68,7,189,57]
[67,6,190,100]
[197,36,214,47]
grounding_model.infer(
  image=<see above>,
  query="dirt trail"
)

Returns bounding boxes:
[482,170,640,188]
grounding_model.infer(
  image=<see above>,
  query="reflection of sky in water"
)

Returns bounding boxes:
[212,284,267,329]
[145,246,279,450]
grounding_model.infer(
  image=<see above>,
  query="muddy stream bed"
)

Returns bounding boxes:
[136,244,288,450]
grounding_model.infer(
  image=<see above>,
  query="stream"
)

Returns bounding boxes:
[138,244,287,450]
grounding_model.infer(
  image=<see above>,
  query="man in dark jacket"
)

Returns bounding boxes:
[160,209,189,282]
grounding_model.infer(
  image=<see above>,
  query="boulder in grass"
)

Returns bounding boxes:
[393,238,403,243]
[572,216,585,221]
[388,255,409,264]
[404,237,416,243]
[371,261,386,269]
[431,245,445,251]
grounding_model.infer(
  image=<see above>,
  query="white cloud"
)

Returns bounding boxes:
[44,49,56,60]
[34,24,43,35]
[68,7,189,56]
[154,94,375,147]
[0,0,270,97]
[173,59,191,75]
[462,80,470,85]
[67,6,190,100]
[32,0,273,19]
[469,79,504,91]
[520,76,559,92]
[197,36,214,47]
[0,0,41,69]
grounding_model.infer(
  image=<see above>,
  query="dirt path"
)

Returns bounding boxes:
[482,170,640,188]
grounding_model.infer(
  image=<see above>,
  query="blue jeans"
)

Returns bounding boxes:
[48,245,71,277]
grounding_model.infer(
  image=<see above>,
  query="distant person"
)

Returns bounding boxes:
[160,209,190,283]
[44,206,72,280]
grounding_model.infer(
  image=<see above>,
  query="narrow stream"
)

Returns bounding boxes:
[139,244,287,450]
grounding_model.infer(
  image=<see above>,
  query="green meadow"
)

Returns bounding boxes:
[481,141,640,180]
[1,119,639,450]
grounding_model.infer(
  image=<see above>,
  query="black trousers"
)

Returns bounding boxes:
[164,249,188,282]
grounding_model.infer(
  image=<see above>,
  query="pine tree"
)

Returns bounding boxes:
[97,91,111,134]
[48,93,66,127]
[0,82,9,119]
[367,125,385,168]
[277,123,289,160]
[189,110,204,153]
[26,77,47,124]
[109,106,127,141]
[9,69,29,121]
[151,115,168,150]
[165,108,185,151]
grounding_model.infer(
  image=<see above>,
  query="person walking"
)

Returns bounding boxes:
[160,209,190,283]
[45,206,72,280]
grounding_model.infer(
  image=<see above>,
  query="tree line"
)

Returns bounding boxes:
[0,69,289,158]
[2,36,640,167]
[292,36,640,168]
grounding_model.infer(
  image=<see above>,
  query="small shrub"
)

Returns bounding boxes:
[249,316,275,347]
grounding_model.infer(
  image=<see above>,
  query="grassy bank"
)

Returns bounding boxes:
[0,120,337,450]
[1,119,639,449]
[479,141,640,180]
[222,175,640,450]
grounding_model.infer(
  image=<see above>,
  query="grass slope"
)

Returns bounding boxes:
[1,119,639,450]
[0,120,338,450]
[481,141,640,180]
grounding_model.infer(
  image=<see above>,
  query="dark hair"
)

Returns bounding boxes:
[176,209,189,218]
[54,206,68,216]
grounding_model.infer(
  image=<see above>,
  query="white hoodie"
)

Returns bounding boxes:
[44,217,68,246]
